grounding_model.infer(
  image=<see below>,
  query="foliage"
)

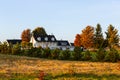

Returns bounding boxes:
[97,48,106,61]
[0,42,9,54]
[32,27,47,37]
[0,41,120,62]
[93,24,104,48]
[21,28,31,42]
[73,47,82,60]
[90,52,98,62]
[104,48,119,62]
[105,25,119,48]
[59,50,71,60]
[74,34,82,47]
[51,48,61,59]
[21,29,32,49]
[74,26,94,49]
[42,48,51,58]
[25,47,43,57]
[21,41,32,49]
[80,26,94,48]
[82,50,91,61]
[12,43,21,55]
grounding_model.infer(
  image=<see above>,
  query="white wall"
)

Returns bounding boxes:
[32,41,57,49]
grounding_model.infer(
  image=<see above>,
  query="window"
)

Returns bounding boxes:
[45,37,48,41]
[51,37,55,41]
[61,42,67,46]
[37,37,41,41]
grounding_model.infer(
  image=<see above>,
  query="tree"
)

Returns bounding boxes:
[94,24,104,48]
[73,46,82,60]
[21,29,31,49]
[74,34,82,47]
[21,29,31,42]
[32,27,47,37]
[12,43,21,55]
[105,25,119,48]
[74,26,94,48]
[81,26,94,48]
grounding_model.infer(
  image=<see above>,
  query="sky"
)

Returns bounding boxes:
[0,0,120,42]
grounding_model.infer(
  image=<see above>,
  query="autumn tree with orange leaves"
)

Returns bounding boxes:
[21,29,31,48]
[74,26,94,48]
[74,34,82,47]
[21,29,31,42]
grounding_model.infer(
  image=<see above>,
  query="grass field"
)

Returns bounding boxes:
[0,54,120,80]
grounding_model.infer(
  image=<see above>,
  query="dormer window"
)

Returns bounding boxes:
[45,37,48,41]
[51,37,55,41]
[61,42,67,46]
[37,37,41,41]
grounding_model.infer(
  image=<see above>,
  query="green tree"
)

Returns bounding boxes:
[21,41,32,49]
[73,47,82,60]
[0,42,9,54]
[105,25,119,48]
[32,27,47,37]
[12,43,21,55]
[94,24,104,48]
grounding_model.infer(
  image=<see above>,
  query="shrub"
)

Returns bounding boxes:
[34,48,43,57]
[82,50,91,61]
[104,48,119,62]
[21,49,28,56]
[0,42,11,54]
[51,48,61,59]
[23,47,42,57]
[59,49,71,60]
[69,51,74,60]
[119,53,120,60]
[73,47,82,60]
[96,48,106,61]
[12,43,21,55]
[27,48,36,57]
[91,52,98,62]
[42,48,51,58]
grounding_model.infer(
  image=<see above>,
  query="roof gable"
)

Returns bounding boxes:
[57,40,70,46]
[70,43,74,46]
[34,35,57,42]
[7,39,22,44]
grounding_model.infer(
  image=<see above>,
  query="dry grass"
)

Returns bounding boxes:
[0,54,120,79]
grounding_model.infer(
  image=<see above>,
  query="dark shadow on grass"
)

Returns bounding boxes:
[45,73,120,80]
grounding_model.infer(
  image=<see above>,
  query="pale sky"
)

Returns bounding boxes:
[0,0,120,42]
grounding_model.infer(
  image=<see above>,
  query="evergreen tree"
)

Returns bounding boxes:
[94,24,104,48]
[105,25,119,48]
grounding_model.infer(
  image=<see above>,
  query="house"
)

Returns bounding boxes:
[57,40,70,50]
[30,34,74,50]
[119,40,120,46]
[30,35,57,49]
[69,43,75,51]
[6,39,22,46]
